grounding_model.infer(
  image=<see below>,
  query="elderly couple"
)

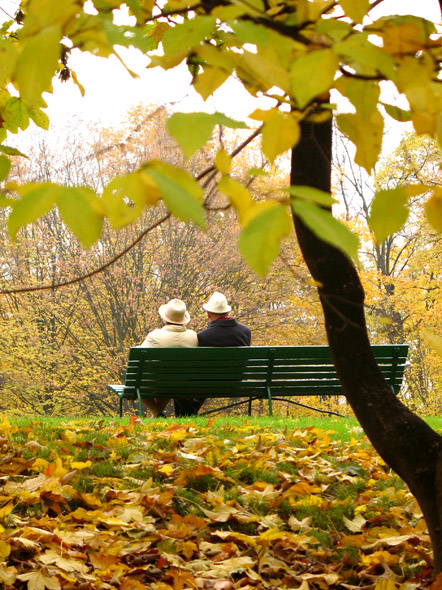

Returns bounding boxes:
[140,291,251,418]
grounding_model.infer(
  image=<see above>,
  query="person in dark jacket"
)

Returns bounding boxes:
[174,292,251,417]
[197,292,251,347]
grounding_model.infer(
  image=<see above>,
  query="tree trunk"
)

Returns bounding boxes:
[290,117,442,573]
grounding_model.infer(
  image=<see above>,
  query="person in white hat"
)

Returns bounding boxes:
[140,299,197,417]
[198,292,251,347]
[173,292,251,417]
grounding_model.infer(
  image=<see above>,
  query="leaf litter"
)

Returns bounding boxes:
[0,417,436,589]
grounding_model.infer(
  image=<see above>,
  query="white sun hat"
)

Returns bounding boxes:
[159,299,190,325]
[202,292,232,314]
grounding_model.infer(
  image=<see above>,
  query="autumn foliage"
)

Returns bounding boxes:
[0,417,436,589]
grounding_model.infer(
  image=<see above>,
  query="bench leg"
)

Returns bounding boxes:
[248,397,252,416]
[266,385,273,416]
[119,398,123,418]
[136,389,143,418]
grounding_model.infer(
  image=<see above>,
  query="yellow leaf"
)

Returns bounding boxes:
[217,176,254,225]
[422,329,442,357]
[0,503,13,521]
[343,513,366,532]
[238,50,291,94]
[70,460,92,470]
[338,0,370,24]
[214,149,231,174]
[158,464,174,475]
[17,569,61,590]
[0,540,11,562]
[425,191,442,232]
[261,111,300,162]
[382,22,427,54]
[290,49,338,109]
[413,111,436,136]
[32,457,49,472]
[334,77,380,117]
[337,110,383,173]
[248,108,274,122]
[396,56,433,111]
[14,25,62,106]
[177,540,198,558]
[0,564,16,586]
[194,66,230,101]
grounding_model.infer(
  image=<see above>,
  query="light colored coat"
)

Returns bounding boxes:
[141,324,198,348]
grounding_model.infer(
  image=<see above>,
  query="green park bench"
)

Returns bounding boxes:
[108,344,409,418]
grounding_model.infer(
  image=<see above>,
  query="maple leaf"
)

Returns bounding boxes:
[17,569,61,590]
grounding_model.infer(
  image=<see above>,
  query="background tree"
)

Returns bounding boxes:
[1,106,322,415]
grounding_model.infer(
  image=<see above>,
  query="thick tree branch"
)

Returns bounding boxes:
[291,116,442,572]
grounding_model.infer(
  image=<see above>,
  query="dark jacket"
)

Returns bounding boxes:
[174,318,251,417]
[197,318,252,347]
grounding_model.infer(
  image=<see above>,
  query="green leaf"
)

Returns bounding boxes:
[0,39,18,85]
[0,155,11,181]
[102,20,157,53]
[0,145,27,158]
[316,19,352,42]
[291,200,359,261]
[15,25,62,106]
[162,16,216,55]
[146,161,206,228]
[57,187,103,247]
[369,185,429,243]
[2,97,30,133]
[167,112,247,158]
[382,103,413,122]
[239,205,292,276]
[286,186,335,206]
[261,112,300,162]
[290,49,338,109]
[334,35,395,80]
[230,21,270,46]
[336,110,384,173]
[8,183,61,240]
[29,107,50,130]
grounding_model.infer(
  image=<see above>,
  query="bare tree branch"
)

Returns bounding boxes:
[0,212,171,295]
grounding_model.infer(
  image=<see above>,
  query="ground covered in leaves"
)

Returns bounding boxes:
[0,417,436,589]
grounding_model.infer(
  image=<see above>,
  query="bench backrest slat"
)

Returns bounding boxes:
[122,345,408,398]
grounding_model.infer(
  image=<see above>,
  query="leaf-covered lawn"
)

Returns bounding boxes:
[0,417,434,589]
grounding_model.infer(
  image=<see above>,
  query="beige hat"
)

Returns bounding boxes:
[202,292,231,314]
[159,299,190,325]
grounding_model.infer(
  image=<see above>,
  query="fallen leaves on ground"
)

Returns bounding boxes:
[0,417,435,589]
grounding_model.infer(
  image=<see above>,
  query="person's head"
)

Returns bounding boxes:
[202,292,231,321]
[158,299,190,325]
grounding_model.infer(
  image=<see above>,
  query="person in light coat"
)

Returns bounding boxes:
[140,299,197,417]
[174,292,251,417]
